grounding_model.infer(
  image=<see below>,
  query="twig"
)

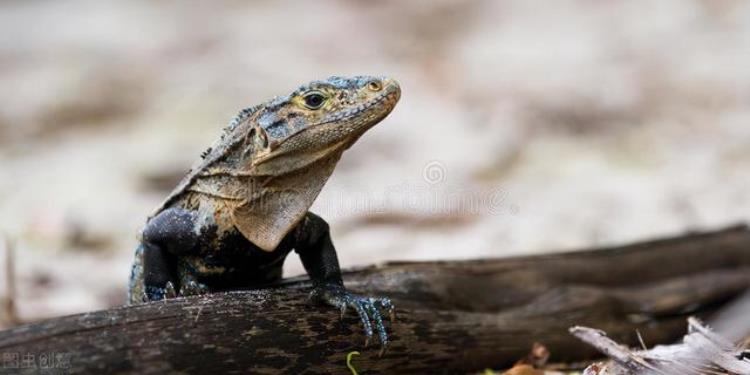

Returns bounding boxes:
[569,326,665,374]
[1,236,18,326]
[636,329,648,351]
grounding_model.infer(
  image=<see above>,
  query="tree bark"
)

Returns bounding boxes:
[1,225,749,374]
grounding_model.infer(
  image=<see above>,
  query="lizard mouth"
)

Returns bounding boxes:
[314,80,401,129]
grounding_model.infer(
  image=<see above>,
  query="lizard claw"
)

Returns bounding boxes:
[144,281,178,302]
[311,284,394,352]
[181,280,211,297]
[377,297,396,322]
[164,281,178,299]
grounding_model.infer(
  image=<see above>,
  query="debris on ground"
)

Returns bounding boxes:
[484,342,577,375]
[571,318,750,375]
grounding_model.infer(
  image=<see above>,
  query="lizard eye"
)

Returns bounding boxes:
[302,92,327,110]
[367,80,382,92]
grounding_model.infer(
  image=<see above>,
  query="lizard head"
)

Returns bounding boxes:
[246,75,400,173]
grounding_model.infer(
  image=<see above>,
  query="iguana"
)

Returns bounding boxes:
[128,75,400,348]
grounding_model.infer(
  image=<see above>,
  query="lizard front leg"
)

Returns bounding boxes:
[140,208,201,301]
[294,212,394,352]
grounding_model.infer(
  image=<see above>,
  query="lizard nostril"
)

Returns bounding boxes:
[367,80,382,92]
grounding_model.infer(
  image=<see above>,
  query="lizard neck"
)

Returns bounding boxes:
[230,151,343,251]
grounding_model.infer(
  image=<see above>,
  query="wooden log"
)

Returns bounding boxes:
[1,225,750,374]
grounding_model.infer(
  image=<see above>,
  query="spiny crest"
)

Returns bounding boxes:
[224,104,263,136]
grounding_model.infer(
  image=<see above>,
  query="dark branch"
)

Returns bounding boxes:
[1,225,749,374]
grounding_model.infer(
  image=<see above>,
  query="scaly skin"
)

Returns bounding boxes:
[128,76,400,350]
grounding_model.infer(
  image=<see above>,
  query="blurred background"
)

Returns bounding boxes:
[1,0,749,327]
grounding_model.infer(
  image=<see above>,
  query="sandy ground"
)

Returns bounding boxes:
[1,0,750,326]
